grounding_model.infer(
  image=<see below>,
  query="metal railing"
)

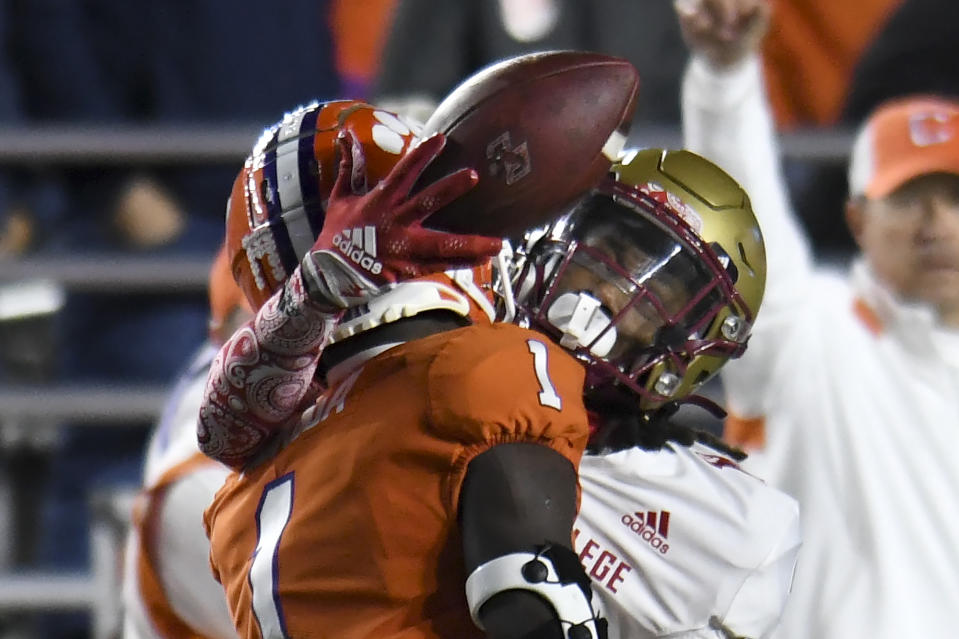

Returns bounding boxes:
[0,255,211,292]
[0,123,857,166]
[0,124,260,165]
[0,385,168,423]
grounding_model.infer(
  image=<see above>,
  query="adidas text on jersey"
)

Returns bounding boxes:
[621,510,670,554]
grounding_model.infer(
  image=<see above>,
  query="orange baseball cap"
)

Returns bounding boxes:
[848,95,959,199]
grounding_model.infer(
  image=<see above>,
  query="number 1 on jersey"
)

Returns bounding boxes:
[527,339,562,410]
[250,473,294,639]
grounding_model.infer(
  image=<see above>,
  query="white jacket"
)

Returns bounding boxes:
[683,55,959,638]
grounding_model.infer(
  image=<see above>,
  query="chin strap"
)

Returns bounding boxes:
[465,544,608,639]
[678,392,728,420]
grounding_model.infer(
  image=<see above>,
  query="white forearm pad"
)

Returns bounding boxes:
[465,551,606,639]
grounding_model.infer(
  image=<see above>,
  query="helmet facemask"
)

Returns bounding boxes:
[508,185,754,410]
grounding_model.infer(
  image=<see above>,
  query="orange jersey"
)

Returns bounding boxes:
[205,323,589,639]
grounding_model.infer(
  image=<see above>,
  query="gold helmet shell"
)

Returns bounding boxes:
[610,147,766,406]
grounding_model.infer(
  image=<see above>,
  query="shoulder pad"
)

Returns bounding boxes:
[428,324,589,449]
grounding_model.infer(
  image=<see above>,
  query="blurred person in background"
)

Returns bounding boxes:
[370,0,688,126]
[759,0,901,130]
[843,0,959,123]
[763,0,905,258]
[678,0,959,636]
[0,0,70,262]
[0,0,69,262]
[329,0,399,99]
[0,7,69,638]
[11,0,342,381]
[121,244,248,639]
[0,7,28,259]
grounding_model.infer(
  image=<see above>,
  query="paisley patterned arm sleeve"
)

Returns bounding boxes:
[198,269,341,469]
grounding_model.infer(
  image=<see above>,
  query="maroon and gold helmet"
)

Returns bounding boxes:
[507,148,766,411]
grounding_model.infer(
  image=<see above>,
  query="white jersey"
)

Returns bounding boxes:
[122,342,235,639]
[576,443,800,639]
[682,56,959,637]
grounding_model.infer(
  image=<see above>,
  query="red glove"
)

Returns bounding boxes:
[300,130,503,308]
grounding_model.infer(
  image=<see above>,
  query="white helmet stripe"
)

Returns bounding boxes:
[282,206,315,262]
[275,106,311,260]
[276,141,303,210]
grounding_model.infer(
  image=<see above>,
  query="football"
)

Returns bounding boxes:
[417,50,640,238]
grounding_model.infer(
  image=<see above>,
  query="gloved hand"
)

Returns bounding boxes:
[300,130,503,308]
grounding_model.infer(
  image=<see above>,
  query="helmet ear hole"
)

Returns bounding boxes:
[737,241,755,277]
[259,178,272,205]
[709,241,739,283]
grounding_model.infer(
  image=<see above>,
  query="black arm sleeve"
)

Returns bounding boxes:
[459,442,579,639]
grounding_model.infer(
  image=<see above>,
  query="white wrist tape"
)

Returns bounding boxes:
[465,551,605,639]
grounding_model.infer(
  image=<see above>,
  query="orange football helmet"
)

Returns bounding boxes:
[226,100,498,335]
[226,100,426,309]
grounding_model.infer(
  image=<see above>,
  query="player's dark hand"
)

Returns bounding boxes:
[300,129,503,308]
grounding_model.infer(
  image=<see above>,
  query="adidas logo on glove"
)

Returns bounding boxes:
[332,226,383,276]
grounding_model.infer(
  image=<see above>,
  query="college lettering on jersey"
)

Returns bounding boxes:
[572,528,633,593]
